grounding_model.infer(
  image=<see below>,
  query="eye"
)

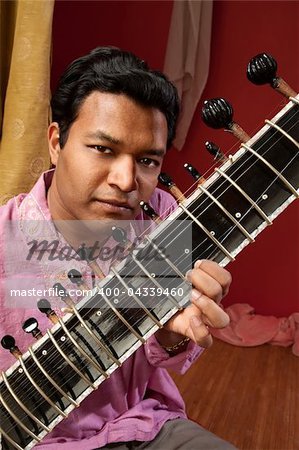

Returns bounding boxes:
[139,158,160,168]
[88,145,112,154]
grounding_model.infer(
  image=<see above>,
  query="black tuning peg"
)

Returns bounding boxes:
[68,269,92,291]
[140,202,161,222]
[37,298,52,314]
[205,141,227,162]
[158,172,186,202]
[247,53,278,86]
[202,98,250,143]
[22,318,43,339]
[158,172,175,188]
[68,269,84,286]
[111,226,127,244]
[111,226,135,256]
[183,163,202,180]
[1,335,22,357]
[53,282,74,308]
[37,298,59,324]
[247,53,296,99]
[202,98,234,130]
[53,282,68,298]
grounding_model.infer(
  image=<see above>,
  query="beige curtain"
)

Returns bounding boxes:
[0,0,54,205]
[163,0,213,150]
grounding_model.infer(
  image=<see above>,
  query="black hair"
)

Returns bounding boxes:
[51,47,180,149]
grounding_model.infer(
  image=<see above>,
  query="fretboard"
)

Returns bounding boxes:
[1,96,298,450]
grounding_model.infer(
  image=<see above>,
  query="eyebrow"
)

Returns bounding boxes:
[84,130,166,157]
[84,130,122,145]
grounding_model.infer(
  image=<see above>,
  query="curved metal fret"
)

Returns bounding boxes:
[0,427,23,450]
[131,251,182,309]
[46,329,95,388]
[68,306,121,367]
[241,143,299,197]
[144,236,185,280]
[265,119,299,150]
[110,267,163,328]
[0,394,41,442]
[1,372,50,432]
[1,406,26,449]
[215,168,272,224]
[101,293,145,343]
[290,96,299,106]
[57,318,108,378]
[17,357,67,418]
[28,347,79,407]
[197,185,255,242]
[178,203,235,261]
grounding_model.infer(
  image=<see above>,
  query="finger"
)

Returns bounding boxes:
[194,259,232,297]
[187,269,223,304]
[191,292,230,328]
[189,315,213,348]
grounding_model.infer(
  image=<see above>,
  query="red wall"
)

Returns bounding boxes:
[51,0,173,89]
[52,0,299,316]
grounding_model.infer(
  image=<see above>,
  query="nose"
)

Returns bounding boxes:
[106,155,137,193]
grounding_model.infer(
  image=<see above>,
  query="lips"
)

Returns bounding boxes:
[96,199,134,210]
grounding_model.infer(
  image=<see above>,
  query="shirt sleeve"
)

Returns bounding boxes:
[144,333,204,374]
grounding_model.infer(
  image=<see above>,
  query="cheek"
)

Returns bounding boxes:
[59,153,104,202]
[75,170,106,202]
[138,173,158,200]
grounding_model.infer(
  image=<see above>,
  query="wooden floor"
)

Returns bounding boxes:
[169,339,299,450]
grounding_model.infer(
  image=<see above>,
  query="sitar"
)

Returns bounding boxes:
[1,53,298,450]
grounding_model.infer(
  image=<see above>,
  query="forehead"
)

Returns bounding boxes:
[74,91,168,149]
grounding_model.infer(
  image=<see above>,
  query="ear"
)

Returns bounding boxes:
[48,122,61,166]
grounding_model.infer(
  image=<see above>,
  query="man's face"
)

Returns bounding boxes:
[48,92,168,223]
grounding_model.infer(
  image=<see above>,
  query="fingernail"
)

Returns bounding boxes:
[191,289,202,300]
[185,270,192,281]
[194,260,202,269]
[191,316,202,327]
